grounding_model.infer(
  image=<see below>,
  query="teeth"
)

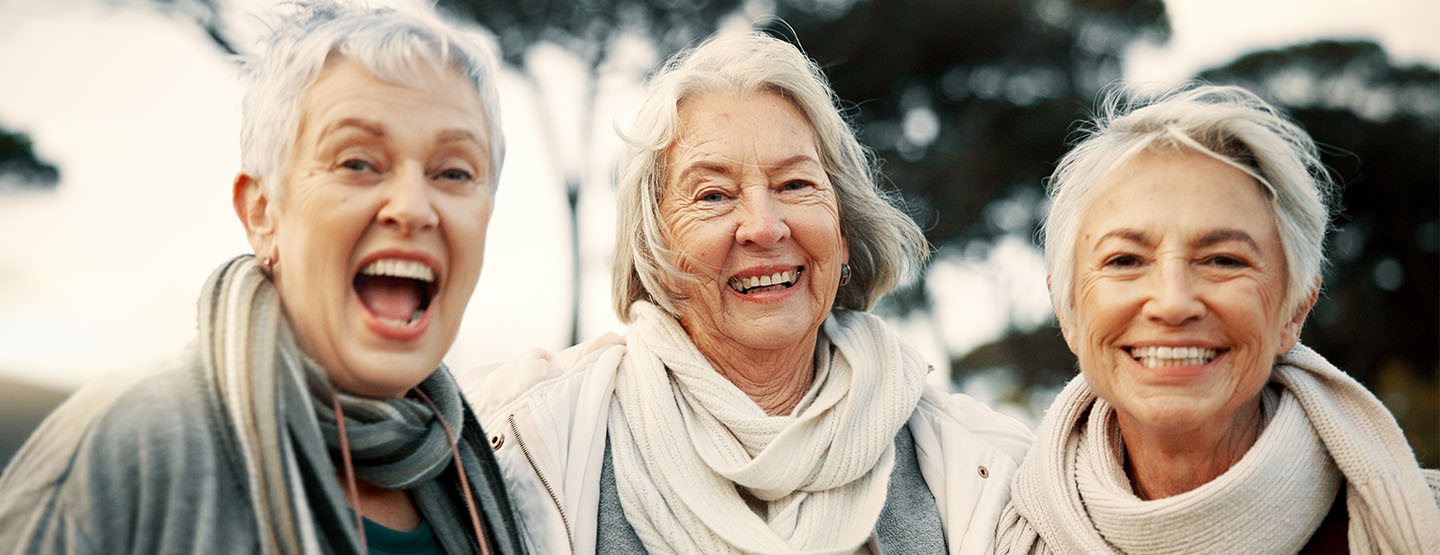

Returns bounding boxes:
[728,269,799,293]
[360,258,434,283]
[1130,346,1218,368]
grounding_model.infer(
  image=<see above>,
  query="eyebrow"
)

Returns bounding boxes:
[1095,228,1152,246]
[1194,228,1260,251]
[1094,228,1261,251]
[674,154,821,184]
[319,117,385,139]
[769,154,820,170]
[436,129,485,148]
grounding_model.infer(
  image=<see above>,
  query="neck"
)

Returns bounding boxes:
[691,330,819,416]
[1116,398,1265,500]
[341,473,421,531]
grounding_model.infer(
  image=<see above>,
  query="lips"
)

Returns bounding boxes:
[353,255,439,331]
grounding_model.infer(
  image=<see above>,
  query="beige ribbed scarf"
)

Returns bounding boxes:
[995,344,1440,554]
[607,302,928,554]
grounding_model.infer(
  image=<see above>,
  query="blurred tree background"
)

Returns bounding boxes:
[2,0,1434,468]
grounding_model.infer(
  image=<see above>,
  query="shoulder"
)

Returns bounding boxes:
[0,353,225,549]
[459,333,627,421]
[912,384,1034,466]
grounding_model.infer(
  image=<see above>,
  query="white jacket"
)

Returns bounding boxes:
[462,334,1034,554]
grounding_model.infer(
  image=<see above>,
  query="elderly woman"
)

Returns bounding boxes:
[466,31,1031,554]
[994,85,1440,553]
[0,3,524,553]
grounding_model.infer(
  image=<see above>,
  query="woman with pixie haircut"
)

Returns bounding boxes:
[467,31,1031,554]
[0,3,524,553]
[994,84,1440,554]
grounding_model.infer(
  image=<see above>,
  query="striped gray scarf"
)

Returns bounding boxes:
[198,255,523,554]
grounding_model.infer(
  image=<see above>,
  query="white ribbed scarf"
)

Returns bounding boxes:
[995,344,1440,554]
[607,302,929,554]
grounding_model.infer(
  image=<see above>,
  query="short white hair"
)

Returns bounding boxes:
[1043,84,1334,322]
[611,31,929,321]
[238,1,505,201]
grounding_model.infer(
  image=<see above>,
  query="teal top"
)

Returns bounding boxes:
[363,517,445,555]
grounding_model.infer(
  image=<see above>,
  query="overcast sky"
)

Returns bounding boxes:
[0,0,1435,390]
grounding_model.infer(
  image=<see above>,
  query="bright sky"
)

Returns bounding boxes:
[0,0,1435,390]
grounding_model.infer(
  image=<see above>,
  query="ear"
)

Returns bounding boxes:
[1048,274,1079,353]
[232,173,278,258]
[1278,277,1320,354]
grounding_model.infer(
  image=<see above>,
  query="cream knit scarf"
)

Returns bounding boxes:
[607,302,928,554]
[995,344,1440,554]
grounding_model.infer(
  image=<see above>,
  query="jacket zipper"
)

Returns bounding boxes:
[508,414,575,553]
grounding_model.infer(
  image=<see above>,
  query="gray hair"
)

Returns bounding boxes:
[1043,84,1334,322]
[239,1,505,201]
[611,31,929,322]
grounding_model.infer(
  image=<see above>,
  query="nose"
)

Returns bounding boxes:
[734,193,789,246]
[378,165,439,234]
[1143,260,1205,325]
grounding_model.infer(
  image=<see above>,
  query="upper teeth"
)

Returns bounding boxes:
[360,259,434,282]
[1130,346,1217,368]
[729,269,798,292]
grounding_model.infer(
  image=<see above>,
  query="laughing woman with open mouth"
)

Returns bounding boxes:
[0,3,525,553]
[465,32,1032,554]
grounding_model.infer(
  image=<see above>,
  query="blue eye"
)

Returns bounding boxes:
[700,191,728,202]
[436,168,473,182]
[341,159,375,173]
[781,180,812,191]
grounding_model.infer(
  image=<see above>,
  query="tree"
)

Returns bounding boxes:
[777,0,1439,463]
[0,125,60,191]
[1201,41,1440,465]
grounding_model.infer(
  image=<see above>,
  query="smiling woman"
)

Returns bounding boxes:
[463,31,1034,555]
[0,2,525,553]
[995,84,1440,554]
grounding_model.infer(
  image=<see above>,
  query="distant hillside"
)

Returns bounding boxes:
[0,375,72,469]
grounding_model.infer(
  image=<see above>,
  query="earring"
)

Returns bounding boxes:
[838,263,852,286]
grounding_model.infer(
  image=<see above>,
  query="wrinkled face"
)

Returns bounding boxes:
[659,91,847,358]
[265,58,494,397]
[1064,148,1305,433]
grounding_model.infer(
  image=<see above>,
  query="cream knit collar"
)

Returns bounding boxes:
[996,344,1440,554]
[607,302,929,554]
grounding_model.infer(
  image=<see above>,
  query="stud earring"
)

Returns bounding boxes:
[838,263,852,286]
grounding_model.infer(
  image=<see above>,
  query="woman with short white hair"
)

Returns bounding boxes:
[468,31,1032,554]
[994,84,1440,554]
[0,3,524,552]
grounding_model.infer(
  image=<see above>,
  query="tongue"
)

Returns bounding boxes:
[356,275,423,321]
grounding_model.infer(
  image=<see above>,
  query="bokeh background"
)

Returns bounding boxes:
[2,0,1435,469]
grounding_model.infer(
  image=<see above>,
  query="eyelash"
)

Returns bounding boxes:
[1104,254,1141,268]
[1205,255,1248,268]
[341,158,376,173]
[435,168,474,182]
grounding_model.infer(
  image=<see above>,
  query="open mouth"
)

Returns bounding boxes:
[353,258,437,328]
[1127,346,1220,368]
[727,267,801,295]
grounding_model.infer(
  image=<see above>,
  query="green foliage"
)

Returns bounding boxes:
[0,126,59,191]
[435,0,742,68]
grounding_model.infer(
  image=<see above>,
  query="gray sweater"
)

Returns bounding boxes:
[596,423,946,553]
[0,350,521,555]
[0,357,262,554]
